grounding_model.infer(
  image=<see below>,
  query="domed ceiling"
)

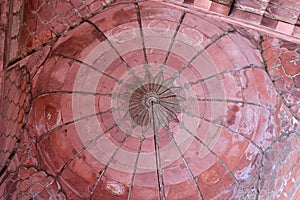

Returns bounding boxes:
[0,0,300,200]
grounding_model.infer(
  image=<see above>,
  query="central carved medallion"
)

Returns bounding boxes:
[123,70,184,133]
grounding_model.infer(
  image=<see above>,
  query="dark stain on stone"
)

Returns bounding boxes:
[226,105,239,126]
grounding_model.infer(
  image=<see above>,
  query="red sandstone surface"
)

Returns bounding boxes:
[0,0,300,199]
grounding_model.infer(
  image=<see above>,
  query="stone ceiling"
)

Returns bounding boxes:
[0,0,300,199]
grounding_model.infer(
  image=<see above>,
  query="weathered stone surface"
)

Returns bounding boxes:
[1,0,300,199]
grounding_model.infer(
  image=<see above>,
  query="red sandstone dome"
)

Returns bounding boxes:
[0,0,300,200]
